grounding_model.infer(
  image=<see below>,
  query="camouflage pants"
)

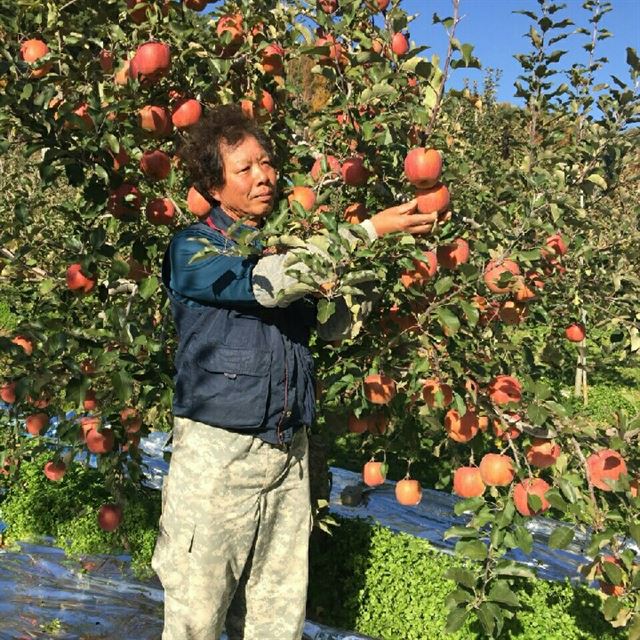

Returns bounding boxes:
[151,417,312,640]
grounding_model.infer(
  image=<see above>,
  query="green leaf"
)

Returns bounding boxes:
[139,276,159,300]
[586,173,607,189]
[477,603,495,635]
[104,133,120,154]
[544,488,568,512]
[513,525,533,554]
[20,83,33,100]
[488,580,520,607]
[436,307,460,334]
[544,400,568,418]
[39,278,55,295]
[445,587,474,607]
[317,299,336,324]
[444,525,480,540]
[95,164,109,183]
[413,59,433,79]
[527,403,550,426]
[435,276,454,295]
[527,493,543,513]
[454,496,485,515]
[626,47,640,71]
[548,526,574,549]
[341,270,377,286]
[445,567,476,590]
[603,596,623,621]
[445,606,469,633]
[111,369,133,403]
[558,478,579,504]
[455,539,487,561]
[495,499,516,529]
[112,258,130,277]
[494,559,536,579]
[603,561,623,585]
[459,300,479,327]
[629,523,640,546]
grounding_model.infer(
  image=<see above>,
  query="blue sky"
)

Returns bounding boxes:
[401,0,640,104]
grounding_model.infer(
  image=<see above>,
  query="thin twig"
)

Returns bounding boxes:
[570,436,603,531]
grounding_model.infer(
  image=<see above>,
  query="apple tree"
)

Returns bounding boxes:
[0,0,638,636]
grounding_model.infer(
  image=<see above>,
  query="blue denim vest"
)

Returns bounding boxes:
[162,217,317,445]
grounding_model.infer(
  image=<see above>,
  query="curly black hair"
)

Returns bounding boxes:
[178,104,276,202]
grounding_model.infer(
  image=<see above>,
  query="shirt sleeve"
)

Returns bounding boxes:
[168,231,260,306]
[169,220,379,310]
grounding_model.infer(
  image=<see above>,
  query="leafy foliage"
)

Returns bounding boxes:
[308,516,623,639]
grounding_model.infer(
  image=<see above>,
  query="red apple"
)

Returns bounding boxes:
[138,105,173,137]
[344,202,367,224]
[171,98,202,129]
[513,478,551,516]
[98,49,114,72]
[437,238,469,269]
[341,156,368,186]
[146,198,176,225]
[453,467,486,498]
[140,149,171,181]
[565,323,585,342]
[85,428,115,454]
[66,263,96,293]
[416,183,450,214]
[488,375,522,405]
[404,148,443,188]
[20,39,52,78]
[12,335,33,355]
[391,32,409,56]
[120,408,142,433]
[288,186,316,211]
[216,13,244,48]
[129,41,171,83]
[526,438,561,468]
[311,154,341,181]
[97,503,123,532]
[587,449,628,491]
[542,233,567,259]
[44,460,66,481]
[26,413,48,436]
[483,259,521,294]
[261,43,285,75]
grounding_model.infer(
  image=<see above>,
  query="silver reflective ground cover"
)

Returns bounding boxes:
[0,431,627,639]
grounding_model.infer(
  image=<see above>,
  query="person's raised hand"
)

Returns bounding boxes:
[370,199,441,237]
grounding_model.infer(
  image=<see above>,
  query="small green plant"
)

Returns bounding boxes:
[0,300,17,332]
[308,517,623,639]
[0,452,160,579]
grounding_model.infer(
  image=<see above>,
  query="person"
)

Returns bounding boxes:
[151,104,439,640]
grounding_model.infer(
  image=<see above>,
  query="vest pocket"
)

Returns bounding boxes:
[191,346,271,429]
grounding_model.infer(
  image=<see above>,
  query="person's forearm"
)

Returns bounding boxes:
[252,220,379,308]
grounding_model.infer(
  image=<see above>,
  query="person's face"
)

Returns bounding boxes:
[209,135,277,225]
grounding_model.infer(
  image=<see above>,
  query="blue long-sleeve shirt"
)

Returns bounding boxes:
[168,207,261,307]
